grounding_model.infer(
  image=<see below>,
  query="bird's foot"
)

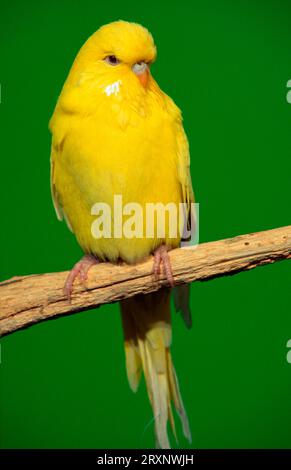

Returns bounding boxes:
[152,245,174,287]
[64,254,98,300]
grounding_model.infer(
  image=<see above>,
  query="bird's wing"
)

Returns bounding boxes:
[50,144,62,221]
[50,142,74,232]
[174,120,195,328]
[163,91,194,212]
[176,122,195,215]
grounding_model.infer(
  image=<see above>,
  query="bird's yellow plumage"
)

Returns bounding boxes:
[50,20,194,448]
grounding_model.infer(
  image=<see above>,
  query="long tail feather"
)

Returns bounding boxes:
[120,289,191,448]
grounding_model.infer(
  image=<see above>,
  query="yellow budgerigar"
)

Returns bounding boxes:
[50,20,194,449]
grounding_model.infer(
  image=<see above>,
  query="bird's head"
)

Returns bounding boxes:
[66,21,157,97]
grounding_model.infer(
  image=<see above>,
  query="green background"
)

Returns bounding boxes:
[1,0,291,449]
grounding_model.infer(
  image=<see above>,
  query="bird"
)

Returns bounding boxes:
[49,20,194,449]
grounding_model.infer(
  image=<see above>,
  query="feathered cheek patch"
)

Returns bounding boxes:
[104,80,122,96]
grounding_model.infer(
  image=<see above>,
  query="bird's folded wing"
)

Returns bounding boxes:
[50,142,74,232]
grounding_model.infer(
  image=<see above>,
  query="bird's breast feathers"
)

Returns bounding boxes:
[51,75,182,198]
[50,74,188,261]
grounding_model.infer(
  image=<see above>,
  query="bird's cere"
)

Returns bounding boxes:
[132,61,147,75]
[104,80,122,96]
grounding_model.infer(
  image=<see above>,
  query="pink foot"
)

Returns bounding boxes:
[64,254,98,300]
[152,245,174,287]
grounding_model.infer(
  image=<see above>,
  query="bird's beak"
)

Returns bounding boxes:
[132,62,149,88]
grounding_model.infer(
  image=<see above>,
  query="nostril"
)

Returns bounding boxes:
[132,61,147,75]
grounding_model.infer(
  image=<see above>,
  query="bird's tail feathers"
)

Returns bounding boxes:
[120,289,191,449]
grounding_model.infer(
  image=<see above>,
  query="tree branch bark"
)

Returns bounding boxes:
[1,225,290,337]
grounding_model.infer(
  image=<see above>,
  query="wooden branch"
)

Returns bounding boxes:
[1,226,290,337]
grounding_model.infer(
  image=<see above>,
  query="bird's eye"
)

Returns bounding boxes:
[104,55,120,66]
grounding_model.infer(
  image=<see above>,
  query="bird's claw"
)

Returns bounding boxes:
[152,245,174,287]
[64,254,98,301]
